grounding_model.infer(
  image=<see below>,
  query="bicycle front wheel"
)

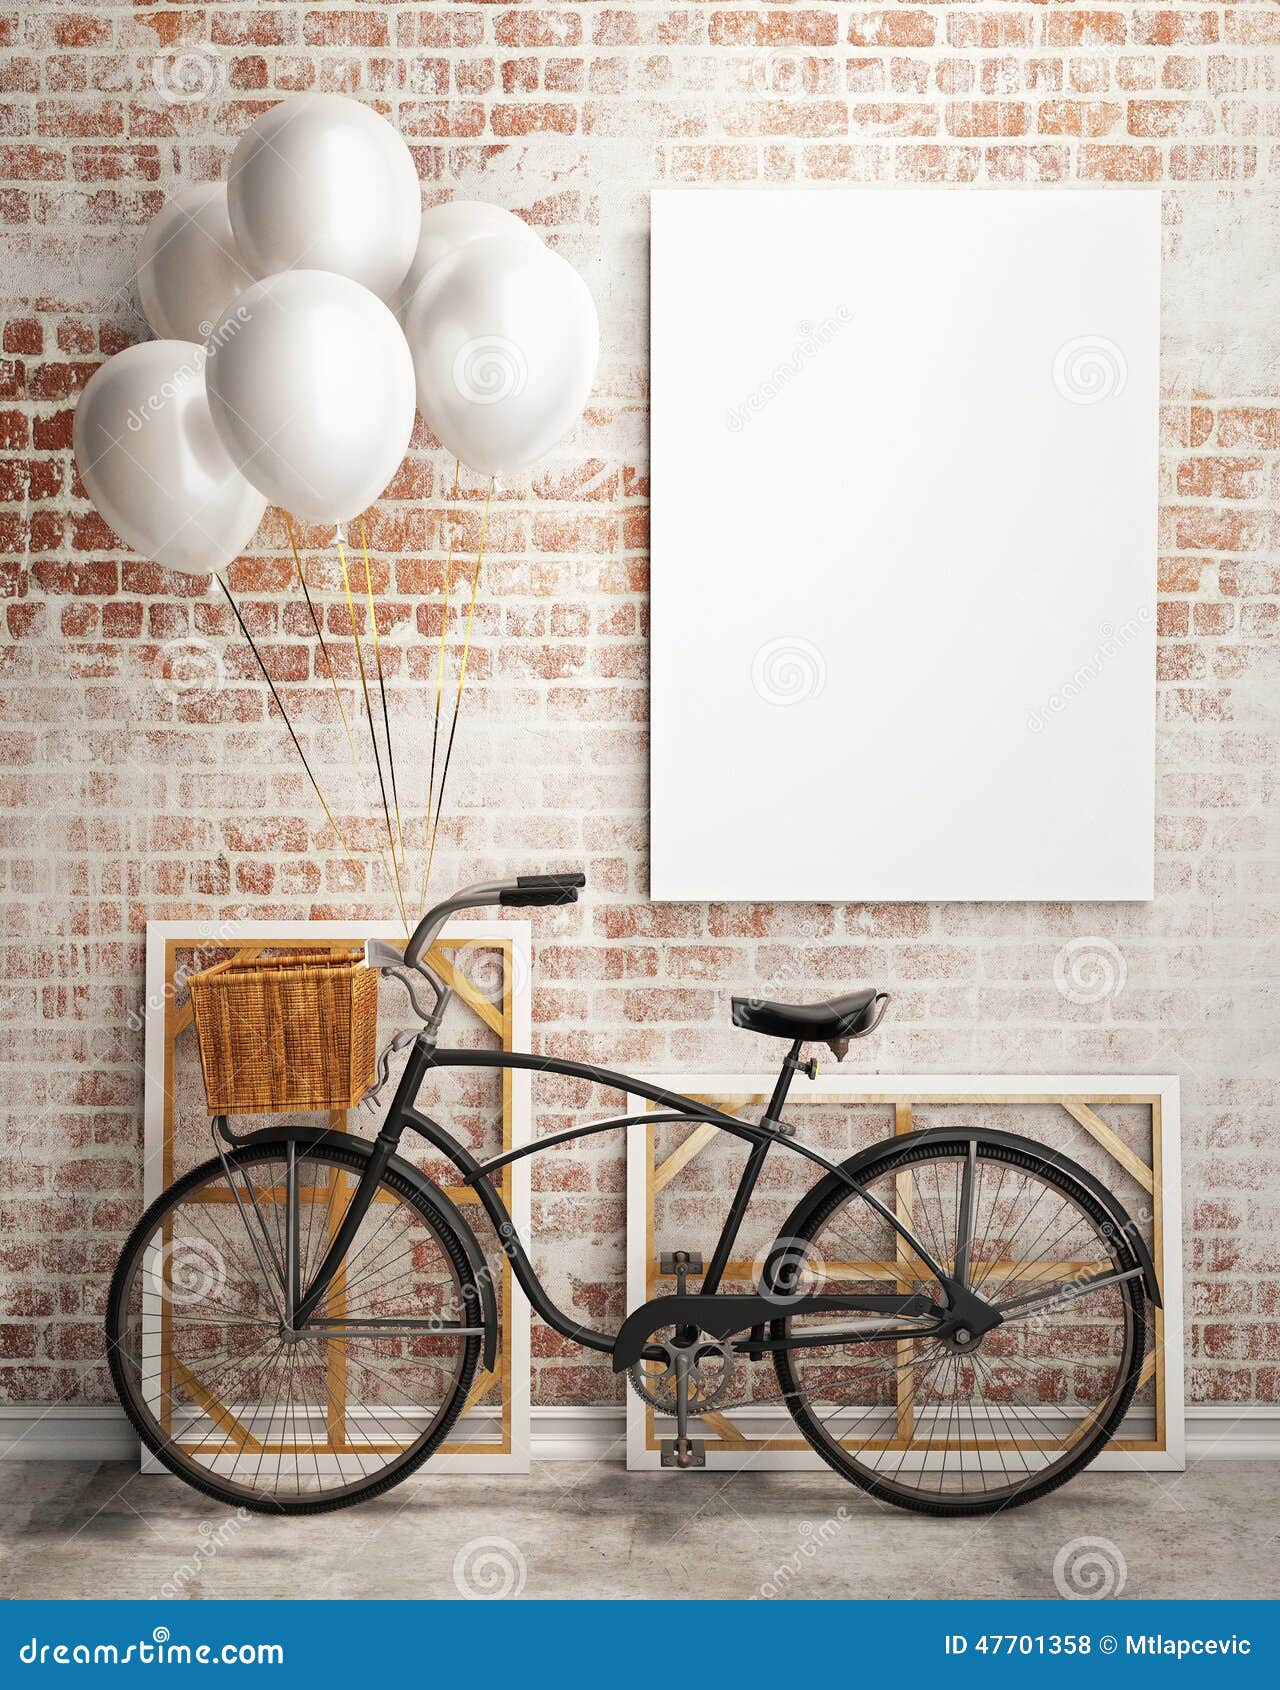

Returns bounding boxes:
[774,1134,1148,1515]
[107,1139,483,1514]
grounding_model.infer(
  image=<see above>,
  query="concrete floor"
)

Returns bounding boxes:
[0,1459,1276,1601]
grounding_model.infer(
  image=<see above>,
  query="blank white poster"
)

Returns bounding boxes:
[649,189,1159,902]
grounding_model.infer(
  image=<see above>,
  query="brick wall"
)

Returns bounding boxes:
[1,3,1278,1412]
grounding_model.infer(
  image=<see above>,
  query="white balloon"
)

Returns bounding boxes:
[136,184,254,345]
[204,269,416,525]
[73,341,267,576]
[403,235,599,478]
[395,200,539,321]
[228,93,421,302]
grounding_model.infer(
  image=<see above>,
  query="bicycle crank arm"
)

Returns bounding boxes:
[612,1291,941,1370]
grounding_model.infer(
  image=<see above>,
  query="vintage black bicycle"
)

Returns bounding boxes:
[108,871,1160,1517]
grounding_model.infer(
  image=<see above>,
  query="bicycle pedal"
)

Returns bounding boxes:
[660,1438,706,1469]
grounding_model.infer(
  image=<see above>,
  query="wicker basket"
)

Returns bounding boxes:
[188,949,379,1115]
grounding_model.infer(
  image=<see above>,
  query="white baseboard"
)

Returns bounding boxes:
[2,1404,1277,1465]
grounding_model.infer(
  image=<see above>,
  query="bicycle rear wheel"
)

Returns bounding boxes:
[773,1134,1148,1515]
[107,1139,482,1514]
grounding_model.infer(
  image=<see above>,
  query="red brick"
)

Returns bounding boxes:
[1128,100,1217,137]
[1078,143,1163,179]
[1039,100,1123,137]
[848,12,935,49]
[946,101,1028,138]
[1043,12,1128,47]
[1133,11,1219,47]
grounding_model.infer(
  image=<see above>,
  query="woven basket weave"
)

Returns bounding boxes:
[188,949,378,1115]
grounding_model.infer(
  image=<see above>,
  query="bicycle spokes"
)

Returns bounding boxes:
[110,1144,482,1509]
[774,1137,1147,1511]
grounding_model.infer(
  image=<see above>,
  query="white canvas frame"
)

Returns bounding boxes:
[626,1072,1182,1472]
[142,918,531,1474]
[650,187,1160,901]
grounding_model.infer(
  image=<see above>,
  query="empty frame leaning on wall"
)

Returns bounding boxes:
[143,919,532,1474]
[650,188,1160,901]
[626,1074,1183,1472]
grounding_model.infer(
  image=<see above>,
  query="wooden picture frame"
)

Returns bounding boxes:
[143,919,531,1474]
[626,1073,1182,1472]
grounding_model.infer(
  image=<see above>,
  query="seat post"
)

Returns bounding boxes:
[761,1038,809,1135]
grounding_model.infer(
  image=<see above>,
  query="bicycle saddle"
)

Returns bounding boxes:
[731,989,883,1046]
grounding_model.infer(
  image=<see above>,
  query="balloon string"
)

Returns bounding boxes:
[425,475,493,893]
[216,572,366,890]
[420,457,461,910]
[335,532,409,933]
[286,515,407,936]
[358,514,407,889]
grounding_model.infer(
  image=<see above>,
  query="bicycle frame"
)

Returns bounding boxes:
[287,1032,964,1357]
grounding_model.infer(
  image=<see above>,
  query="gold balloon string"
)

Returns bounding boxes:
[424,475,494,894]
[286,514,406,933]
[215,571,365,890]
[335,529,409,933]
[358,514,407,890]
[420,457,461,911]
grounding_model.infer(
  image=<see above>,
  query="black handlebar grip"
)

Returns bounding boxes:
[499,885,579,907]
[516,872,586,890]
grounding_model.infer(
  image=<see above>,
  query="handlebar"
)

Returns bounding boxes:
[402,869,585,972]
[499,872,587,908]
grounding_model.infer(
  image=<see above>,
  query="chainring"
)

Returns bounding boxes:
[626,1331,738,1413]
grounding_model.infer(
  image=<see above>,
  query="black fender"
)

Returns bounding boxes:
[770,1125,1162,1308]
[225,1121,498,1369]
